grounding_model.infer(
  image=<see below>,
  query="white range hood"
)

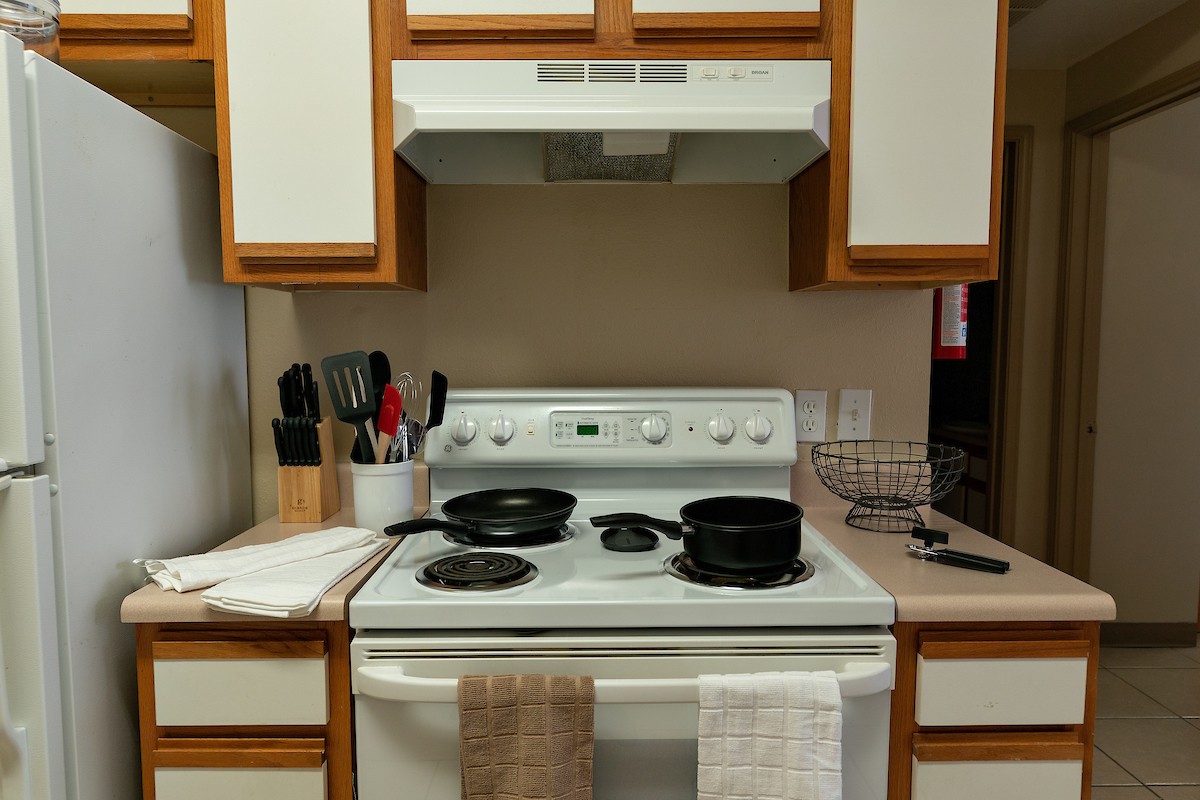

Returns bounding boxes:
[392,59,831,184]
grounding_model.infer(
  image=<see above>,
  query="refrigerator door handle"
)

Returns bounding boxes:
[0,474,34,800]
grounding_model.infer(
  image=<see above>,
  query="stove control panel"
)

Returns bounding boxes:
[425,388,797,466]
[550,411,671,448]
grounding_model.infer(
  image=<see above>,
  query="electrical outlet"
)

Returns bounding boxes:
[794,390,827,442]
[837,389,872,440]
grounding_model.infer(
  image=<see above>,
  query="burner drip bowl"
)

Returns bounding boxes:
[418,552,537,592]
[665,553,816,590]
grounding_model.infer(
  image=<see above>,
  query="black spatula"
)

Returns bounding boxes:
[320,351,377,463]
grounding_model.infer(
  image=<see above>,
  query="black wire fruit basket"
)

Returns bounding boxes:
[811,440,966,532]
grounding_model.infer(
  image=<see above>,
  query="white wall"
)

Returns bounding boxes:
[1088,96,1200,625]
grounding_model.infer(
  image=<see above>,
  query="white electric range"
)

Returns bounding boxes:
[349,388,897,800]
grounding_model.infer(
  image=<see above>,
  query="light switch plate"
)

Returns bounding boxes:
[795,390,827,442]
[837,389,872,440]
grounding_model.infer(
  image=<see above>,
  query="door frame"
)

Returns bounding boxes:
[1050,63,1200,578]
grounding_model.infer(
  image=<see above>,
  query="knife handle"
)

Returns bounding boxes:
[272,418,285,466]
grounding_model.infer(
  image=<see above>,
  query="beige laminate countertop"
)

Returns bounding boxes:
[804,505,1117,623]
[122,461,1114,625]
[120,463,428,624]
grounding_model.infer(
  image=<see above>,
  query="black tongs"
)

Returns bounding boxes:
[907,527,1010,574]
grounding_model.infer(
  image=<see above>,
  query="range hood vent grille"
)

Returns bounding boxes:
[535,62,689,84]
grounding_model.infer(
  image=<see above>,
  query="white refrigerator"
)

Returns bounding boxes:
[0,33,252,800]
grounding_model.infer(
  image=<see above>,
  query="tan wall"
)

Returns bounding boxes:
[1002,70,1068,562]
[1066,0,1200,118]
[246,185,934,522]
[1088,97,1200,624]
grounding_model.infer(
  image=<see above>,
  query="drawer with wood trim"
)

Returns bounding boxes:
[914,638,1090,727]
[911,733,1085,800]
[631,0,820,38]
[406,0,596,41]
[152,639,328,727]
[153,738,326,800]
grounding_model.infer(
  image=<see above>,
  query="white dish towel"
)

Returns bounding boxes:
[136,526,379,592]
[201,539,386,618]
[698,671,843,800]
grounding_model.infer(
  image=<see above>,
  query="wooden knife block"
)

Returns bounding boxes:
[277,417,341,523]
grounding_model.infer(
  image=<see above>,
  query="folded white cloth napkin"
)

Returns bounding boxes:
[200,539,386,618]
[698,671,843,800]
[136,526,378,592]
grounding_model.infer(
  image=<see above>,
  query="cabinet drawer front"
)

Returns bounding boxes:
[223,0,376,246]
[911,759,1082,800]
[915,645,1089,726]
[60,0,190,13]
[632,0,818,37]
[155,767,325,800]
[153,642,328,726]
[849,0,998,247]
[406,0,594,40]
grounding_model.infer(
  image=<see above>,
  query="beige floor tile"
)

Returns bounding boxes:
[1091,787,1159,800]
[1096,719,1200,783]
[1102,647,1200,668]
[1098,670,1176,718]
[1110,669,1200,717]
[1093,747,1140,785]
[1151,788,1200,800]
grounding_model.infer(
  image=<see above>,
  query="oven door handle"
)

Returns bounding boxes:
[355,662,892,704]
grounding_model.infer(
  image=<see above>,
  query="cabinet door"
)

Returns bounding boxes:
[632,0,819,38]
[914,638,1089,727]
[911,734,1085,800]
[220,0,377,259]
[153,739,326,800]
[848,0,998,258]
[406,0,595,40]
[152,639,329,726]
[59,0,193,42]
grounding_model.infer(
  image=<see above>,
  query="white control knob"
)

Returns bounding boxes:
[744,413,774,443]
[708,415,735,443]
[489,414,515,444]
[640,414,670,444]
[450,413,478,445]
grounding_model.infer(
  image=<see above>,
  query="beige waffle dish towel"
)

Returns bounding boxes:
[698,671,843,800]
[459,675,595,800]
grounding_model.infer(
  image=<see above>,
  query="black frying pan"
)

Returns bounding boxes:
[384,488,577,543]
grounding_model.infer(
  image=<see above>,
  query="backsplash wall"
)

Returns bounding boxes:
[245,185,933,522]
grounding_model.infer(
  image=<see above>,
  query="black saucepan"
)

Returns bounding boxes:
[591,496,804,575]
[384,487,578,544]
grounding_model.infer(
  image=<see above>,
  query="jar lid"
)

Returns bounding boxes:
[1,0,60,20]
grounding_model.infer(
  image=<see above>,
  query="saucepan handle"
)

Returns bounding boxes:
[589,513,686,540]
[383,518,475,538]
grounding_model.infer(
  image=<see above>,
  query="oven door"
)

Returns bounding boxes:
[352,629,895,800]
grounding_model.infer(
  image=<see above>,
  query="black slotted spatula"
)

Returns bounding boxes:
[320,351,377,464]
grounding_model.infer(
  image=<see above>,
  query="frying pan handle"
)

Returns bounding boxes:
[383,518,475,538]
[589,513,686,540]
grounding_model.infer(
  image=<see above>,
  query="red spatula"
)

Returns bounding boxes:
[375,384,403,464]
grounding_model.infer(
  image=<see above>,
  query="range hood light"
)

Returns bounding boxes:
[602,131,673,157]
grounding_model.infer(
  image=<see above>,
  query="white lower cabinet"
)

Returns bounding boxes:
[911,758,1083,800]
[155,766,326,800]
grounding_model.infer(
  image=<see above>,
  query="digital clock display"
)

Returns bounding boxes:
[576,424,600,436]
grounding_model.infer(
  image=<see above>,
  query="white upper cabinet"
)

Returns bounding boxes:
[849,0,998,247]
[58,0,191,14]
[407,0,593,11]
[633,0,817,11]
[222,0,376,248]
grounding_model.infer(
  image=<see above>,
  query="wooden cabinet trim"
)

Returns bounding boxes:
[153,737,326,769]
[912,732,1086,763]
[632,11,819,38]
[847,244,990,264]
[233,243,378,263]
[152,639,326,660]
[59,14,192,39]
[920,640,1091,660]
[59,0,211,59]
[408,13,595,39]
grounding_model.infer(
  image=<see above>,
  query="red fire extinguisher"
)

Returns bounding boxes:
[932,285,968,360]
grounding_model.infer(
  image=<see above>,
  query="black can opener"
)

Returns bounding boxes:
[907,527,1010,574]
